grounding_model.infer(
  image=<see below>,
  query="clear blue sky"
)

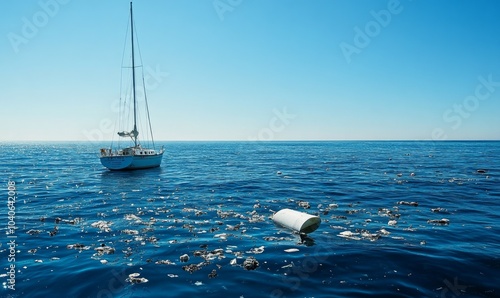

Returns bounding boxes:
[2,0,500,141]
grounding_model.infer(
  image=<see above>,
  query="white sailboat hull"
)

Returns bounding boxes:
[100,153,163,171]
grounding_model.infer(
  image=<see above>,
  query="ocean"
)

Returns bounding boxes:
[1,141,499,297]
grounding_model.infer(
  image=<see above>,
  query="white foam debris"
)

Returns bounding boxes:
[214,233,228,240]
[388,220,397,226]
[127,273,148,284]
[360,231,381,241]
[122,229,139,235]
[297,200,311,209]
[94,245,115,256]
[338,231,361,240]
[391,236,405,240]
[124,214,141,221]
[379,228,391,235]
[156,260,176,265]
[247,246,265,254]
[339,231,358,236]
[90,220,112,232]
[182,208,204,216]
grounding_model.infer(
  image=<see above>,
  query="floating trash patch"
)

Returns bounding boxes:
[14,177,464,297]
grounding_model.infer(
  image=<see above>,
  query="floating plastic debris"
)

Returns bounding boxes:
[247,246,265,254]
[397,201,419,207]
[226,224,241,231]
[182,208,205,216]
[297,200,311,209]
[124,214,141,221]
[337,231,361,240]
[214,233,228,240]
[95,245,115,256]
[360,231,381,241]
[127,273,148,284]
[90,220,112,232]
[208,269,217,278]
[272,209,321,233]
[122,229,139,235]
[403,226,417,232]
[193,248,225,261]
[427,218,450,225]
[183,263,203,273]
[431,207,447,213]
[248,212,266,223]
[54,217,82,225]
[263,236,293,242]
[67,243,89,250]
[284,248,299,253]
[156,260,175,265]
[179,254,189,262]
[243,257,259,270]
[49,226,59,237]
[379,228,391,235]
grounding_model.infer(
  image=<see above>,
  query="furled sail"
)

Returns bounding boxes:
[118,129,139,138]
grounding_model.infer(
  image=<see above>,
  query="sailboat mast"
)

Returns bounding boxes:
[130,1,138,147]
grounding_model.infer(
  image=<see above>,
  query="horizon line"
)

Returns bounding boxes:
[1,139,500,143]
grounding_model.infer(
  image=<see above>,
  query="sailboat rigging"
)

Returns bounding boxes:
[100,2,164,170]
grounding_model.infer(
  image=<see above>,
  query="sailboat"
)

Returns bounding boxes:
[100,2,164,170]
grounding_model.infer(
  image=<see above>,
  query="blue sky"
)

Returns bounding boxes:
[2,0,500,141]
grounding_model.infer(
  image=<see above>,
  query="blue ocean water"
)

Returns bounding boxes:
[1,141,499,298]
